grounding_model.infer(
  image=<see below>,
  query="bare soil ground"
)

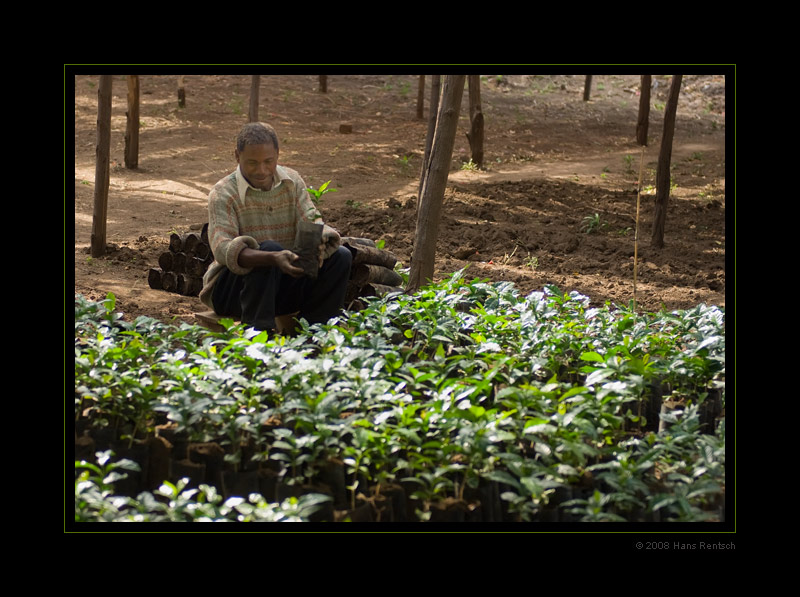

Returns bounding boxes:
[73,72,727,324]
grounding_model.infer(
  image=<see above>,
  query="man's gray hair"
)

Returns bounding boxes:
[236,122,279,152]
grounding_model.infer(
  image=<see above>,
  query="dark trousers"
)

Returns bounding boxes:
[211,240,352,331]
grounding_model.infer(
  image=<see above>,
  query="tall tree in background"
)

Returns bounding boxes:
[466,75,484,168]
[177,75,186,108]
[408,75,466,292]
[651,75,683,249]
[636,74,652,146]
[416,75,426,120]
[91,75,113,258]
[249,75,261,122]
[418,75,441,200]
[124,75,140,169]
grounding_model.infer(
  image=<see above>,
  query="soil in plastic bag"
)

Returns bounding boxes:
[293,221,324,279]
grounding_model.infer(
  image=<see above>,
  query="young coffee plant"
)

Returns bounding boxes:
[306,180,337,205]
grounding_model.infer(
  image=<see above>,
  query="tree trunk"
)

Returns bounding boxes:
[408,75,466,292]
[124,75,139,169]
[177,75,186,108]
[319,75,328,93]
[91,75,113,258]
[249,75,260,122]
[651,75,683,249]
[636,75,652,146]
[416,75,425,120]
[418,75,441,200]
[466,75,484,168]
[583,75,592,101]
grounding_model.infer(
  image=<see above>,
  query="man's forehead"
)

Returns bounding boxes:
[238,143,278,158]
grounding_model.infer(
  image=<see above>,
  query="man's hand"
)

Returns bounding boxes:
[274,250,305,278]
[318,242,326,268]
[238,247,305,277]
[318,225,341,267]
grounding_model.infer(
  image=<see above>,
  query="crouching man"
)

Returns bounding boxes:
[199,122,352,332]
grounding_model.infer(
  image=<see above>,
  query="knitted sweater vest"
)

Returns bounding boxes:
[199,166,320,308]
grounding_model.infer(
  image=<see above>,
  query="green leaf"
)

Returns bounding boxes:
[523,418,557,435]
[560,386,589,401]
[272,440,295,451]
[483,470,521,489]
[585,368,615,386]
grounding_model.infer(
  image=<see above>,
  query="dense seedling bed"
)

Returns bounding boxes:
[74,271,726,523]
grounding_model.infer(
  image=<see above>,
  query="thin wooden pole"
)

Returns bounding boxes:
[91,75,113,258]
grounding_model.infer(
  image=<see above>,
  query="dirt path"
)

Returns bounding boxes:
[73,72,727,323]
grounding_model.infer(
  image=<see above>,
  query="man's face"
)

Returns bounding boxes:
[236,143,279,191]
